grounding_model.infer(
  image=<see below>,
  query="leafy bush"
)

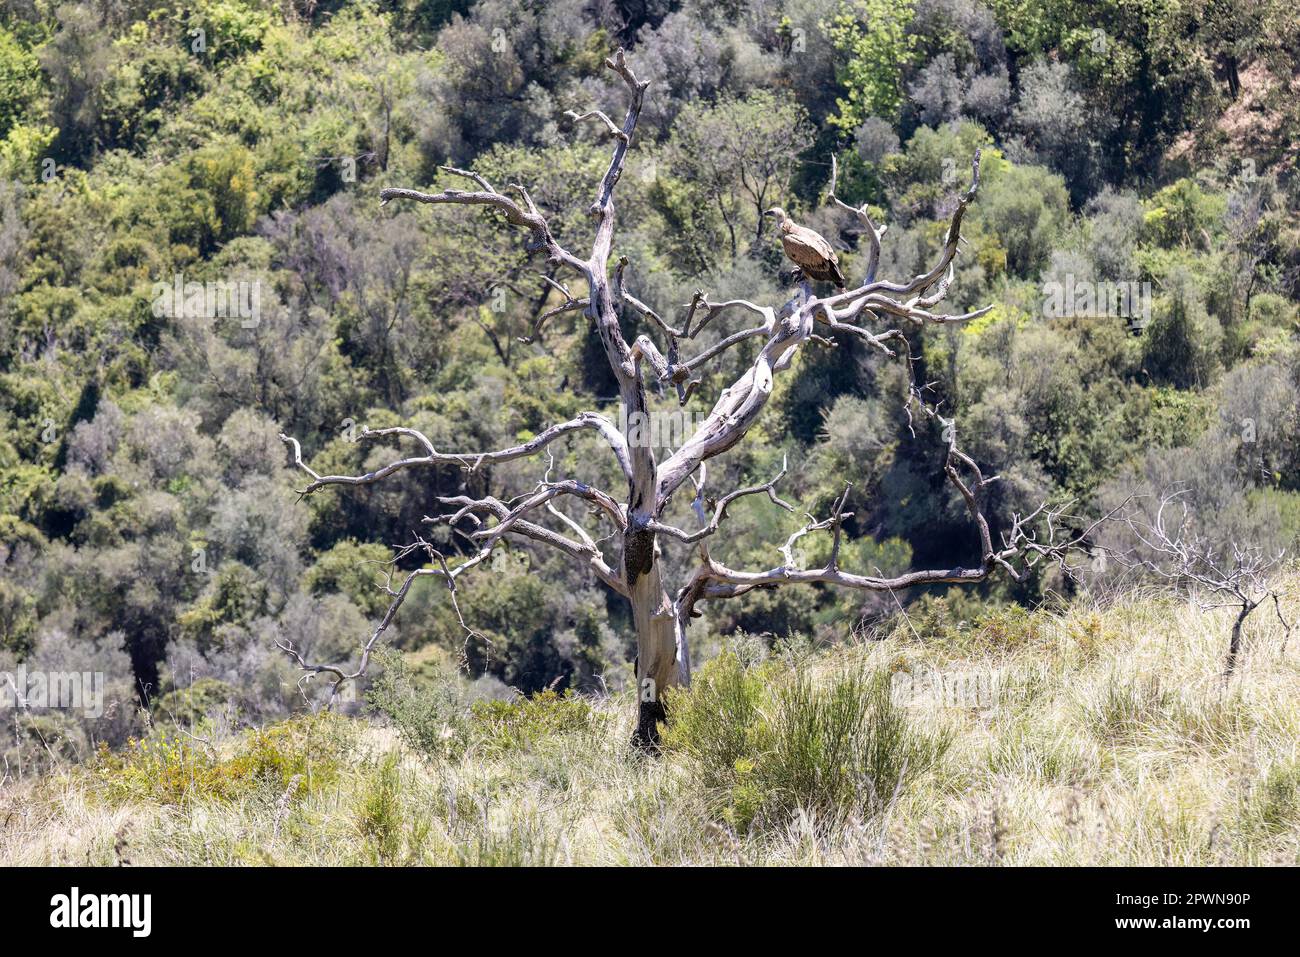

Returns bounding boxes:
[828,0,919,127]
[304,539,393,617]
[882,594,1042,653]
[1141,179,1226,250]
[0,29,41,139]
[364,649,470,759]
[751,670,948,828]
[151,676,237,726]
[1142,269,1223,389]
[91,712,349,806]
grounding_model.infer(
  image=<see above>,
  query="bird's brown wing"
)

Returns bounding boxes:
[783,226,845,287]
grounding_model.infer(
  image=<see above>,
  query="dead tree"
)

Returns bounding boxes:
[1119,489,1293,673]
[278,49,1094,747]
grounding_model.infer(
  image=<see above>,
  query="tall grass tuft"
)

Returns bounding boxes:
[357,752,404,864]
[665,653,949,831]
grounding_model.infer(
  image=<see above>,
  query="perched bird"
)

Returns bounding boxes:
[764,207,846,289]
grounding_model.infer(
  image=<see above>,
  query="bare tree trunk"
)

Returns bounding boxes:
[603,284,688,746]
[627,552,685,746]
[619,365,684,747]
[1226,600,1256,675]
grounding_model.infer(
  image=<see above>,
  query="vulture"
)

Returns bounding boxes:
[765,207,846,289]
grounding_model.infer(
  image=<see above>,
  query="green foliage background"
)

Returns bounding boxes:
[1,0,1299,757]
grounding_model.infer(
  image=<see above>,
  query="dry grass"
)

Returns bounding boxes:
[3,586,1299,866]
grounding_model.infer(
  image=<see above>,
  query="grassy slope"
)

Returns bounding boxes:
[3,586,1299,866]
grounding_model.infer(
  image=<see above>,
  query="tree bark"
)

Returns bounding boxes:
[594,279,689,747]
[1225,600,1256,675]
[627,545,686,747]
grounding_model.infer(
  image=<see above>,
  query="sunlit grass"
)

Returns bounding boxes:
[2,585,1298,865]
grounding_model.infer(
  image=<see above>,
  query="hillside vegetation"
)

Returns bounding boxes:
[4,588,1298,865]
[2,1,1300,815]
